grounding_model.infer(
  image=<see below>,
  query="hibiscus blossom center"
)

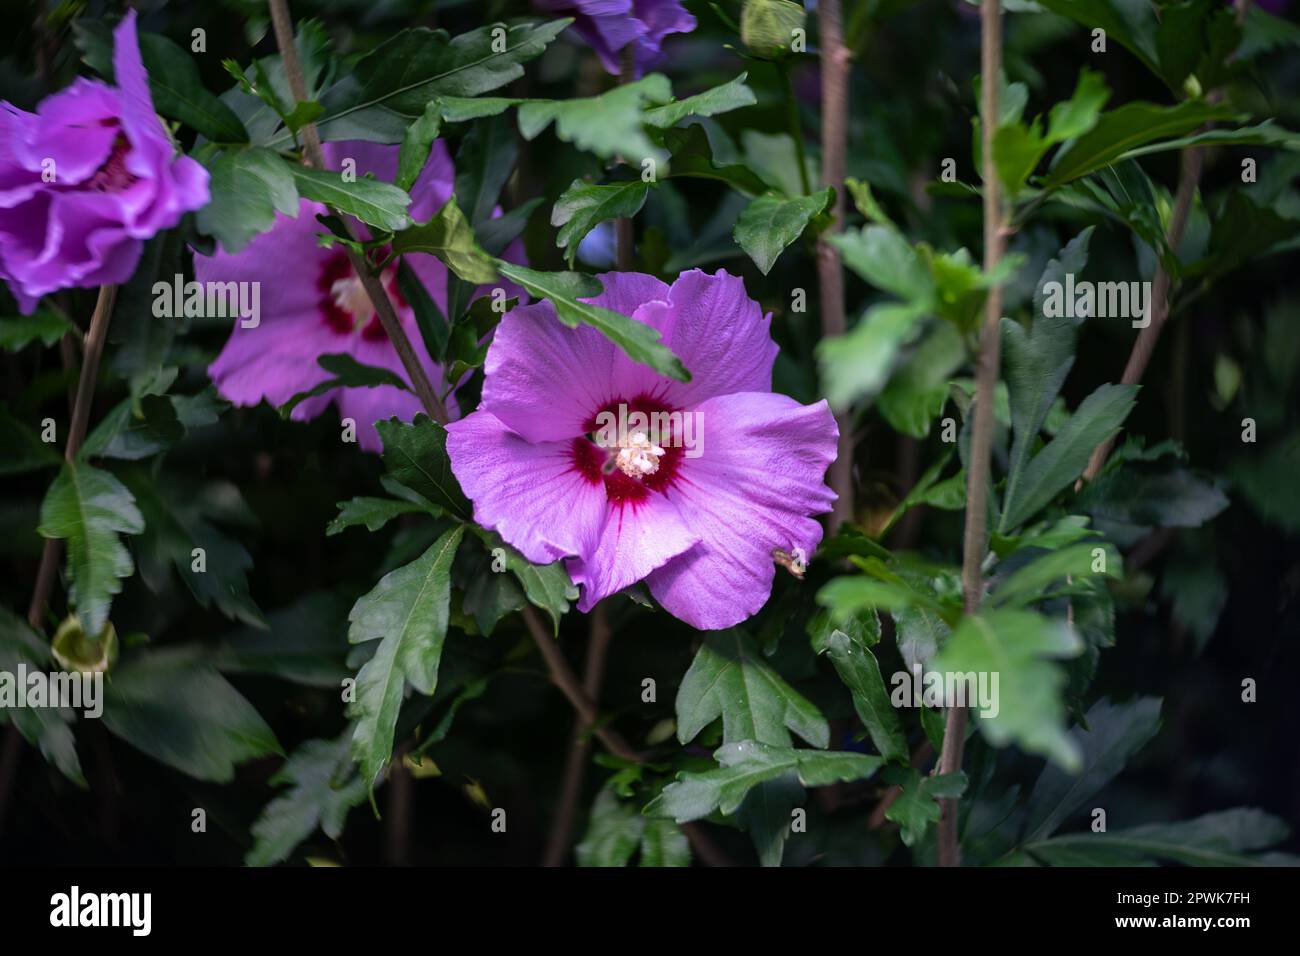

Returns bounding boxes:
[612,430,665,478]
[330,273,373,324]
[85,133,137,193]
[317,249,405,341]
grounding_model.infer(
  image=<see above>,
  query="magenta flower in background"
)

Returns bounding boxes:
[447,270,839,630]
[195,140,454,453]
[0,11,209,313]
[535,0,697,77]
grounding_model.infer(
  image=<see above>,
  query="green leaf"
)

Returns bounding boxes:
[1076,466,1229,538]
[348,525,465,789]
[1033,0,1162,77]
[1022,696,1162,843]
[287,163,412,232]
[638,817,691,867]
[279,354,410,418]
[376,416,472,520]
[817,301,927,409]
[283,20,569,146]
[576,785,645,867]
[327,497,425,535]
[822,628,908,763]
[1026,808,1293,866]
[124,473,265,628]
[207,592,349,688]
[392,197,499,283]
[0,311,73,351]
[453,112,520,228]
[552,180,651,267]
[0,608,85,787]
[734,188,834,275]
[676,629,829,749]
[832,224,935,302]
[196,147,300,254]
[494,262,689,382]
[468,529,577,634]
[884,768,968,846]
[80,395,184,461]
[930,609,1083,769]
[643,73,756,128]
[990,542,1120,608]
[37,461,145,637]
[396,101,443,192]
[397,257,449,362]
[646,741,881,821]
[74,21,249,143]
[102,649,280,782]
[0,407,60,476]
[247,732,368,866]
[660,124,771,196]
[518,74,673,165]
[1045,100,1238,186]
[999,382,1139,532]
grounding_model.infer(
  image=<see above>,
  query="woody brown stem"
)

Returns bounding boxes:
[938,0,1006,868]
[268,0,448,426]
[817,0,855,532]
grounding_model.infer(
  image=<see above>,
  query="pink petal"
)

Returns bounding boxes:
[446,411,607,565]
[646,392,839,629]
[568,492,699,611]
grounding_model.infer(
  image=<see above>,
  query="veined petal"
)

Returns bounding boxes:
[446,411,606,565]
[646,391,838,629]
[568,492,698,611]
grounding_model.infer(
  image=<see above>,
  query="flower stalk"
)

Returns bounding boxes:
[938,0,1006,867]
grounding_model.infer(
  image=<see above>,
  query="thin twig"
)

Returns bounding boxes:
[267,0,448,425]
[938,0,1006,868]
[817,0,855,532]
[1081,146,1204,482]
[541,601,613,865]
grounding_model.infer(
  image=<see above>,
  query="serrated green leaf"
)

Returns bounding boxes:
[676,629,829,749]
[646,741,881,821]
[196,146,300,254]
[552,180,650,267]
[246,732,368,866]
[102,649,280,782]
[930,609,1083,769]
[392,197,498,283]
[276,20,569,147]
[376,416,471,520]
[37,462,145,637]
[823,628,908,763]
[734,188,833,275]
[287,163,412,232]
[348,525,464,788]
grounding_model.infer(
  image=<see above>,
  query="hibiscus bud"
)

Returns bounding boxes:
[740,0,807,59]
[51,615,119,674]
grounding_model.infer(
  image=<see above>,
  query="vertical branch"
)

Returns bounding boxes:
[267,0,448,425]
[1081,147,1203,481]
[542,602,613,865]
[1,283,118,838]
[937,0,1005,868]
[817,0,854,531]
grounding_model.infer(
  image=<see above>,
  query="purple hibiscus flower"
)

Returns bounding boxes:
[194,140,456,453]
[446,269,839,630]
[535,0,697,77]
[0,11,209,313]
